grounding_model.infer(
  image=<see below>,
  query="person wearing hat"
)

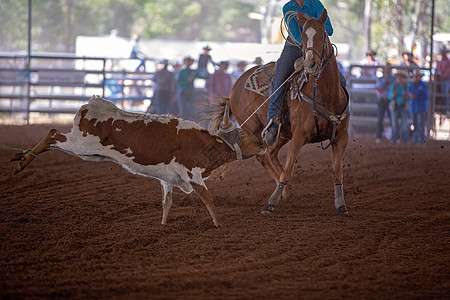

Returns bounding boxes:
[177,56,205,120]
[171,61,183,115]
[375,63,396,143]
[435,48,449,115]
[389,70,410,144]
[401,51,419,77]
[361,49,379,78]
[231,61,248,84]
[408,69,429,145]
[197,45,215,79]
[209,61,232,98]
[151,59,176,115]
[254,57,263,66]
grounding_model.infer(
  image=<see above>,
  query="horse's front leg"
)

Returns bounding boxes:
[261,133,306,213]
[331,130,349,214]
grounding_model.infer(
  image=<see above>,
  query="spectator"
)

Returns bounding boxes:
[209,61,233,98]
[400,51,419,76]
[151,59,176,115]
[171,61,182,115]
[361,49,379,78]
[177,56,204,120]
[254,56,263,66]
[197,45,215,78]
[408,69,429,146]
[129,35,147,72]
[375,63,396,143]
[389,70,410,144]
[435,48,450,115]
[231,61,247,84]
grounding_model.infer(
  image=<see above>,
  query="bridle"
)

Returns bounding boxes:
[300,21,349,150]
[302,21,334,78]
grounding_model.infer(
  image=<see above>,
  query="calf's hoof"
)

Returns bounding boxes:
[10,152,25,162]
[336,205,349,215]
[13,164,22,175]
[261,204,276,214]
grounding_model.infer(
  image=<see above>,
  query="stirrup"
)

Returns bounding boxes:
[261,118,281,144]
[261,118,274,139]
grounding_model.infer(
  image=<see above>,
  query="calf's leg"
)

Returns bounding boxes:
[160,182,173,225]
[10,129,67,174]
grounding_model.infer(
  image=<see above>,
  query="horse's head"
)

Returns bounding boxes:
[298,8,329,77]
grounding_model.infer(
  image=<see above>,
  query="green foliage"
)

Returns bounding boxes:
[0,0,448,62]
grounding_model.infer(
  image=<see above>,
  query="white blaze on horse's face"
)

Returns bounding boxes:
[304,27,320,75]
[305,27,316,49]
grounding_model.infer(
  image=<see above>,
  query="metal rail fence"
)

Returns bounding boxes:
[347,64,449,140]
[1,55,448,139]
[0,53,155,121]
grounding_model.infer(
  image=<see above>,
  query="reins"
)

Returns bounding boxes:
[239,70,297,128]
[240,13,347,150]
[239,11,302,128]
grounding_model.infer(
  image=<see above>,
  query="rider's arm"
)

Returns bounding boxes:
[312,0,333,36]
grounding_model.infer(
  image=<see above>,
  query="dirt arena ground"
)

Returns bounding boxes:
[0,124,449,299]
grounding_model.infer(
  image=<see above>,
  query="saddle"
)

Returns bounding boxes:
[244,62,306,140]
[244,62,276,97]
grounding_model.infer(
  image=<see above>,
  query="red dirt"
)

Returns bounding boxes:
[1,124,449,299]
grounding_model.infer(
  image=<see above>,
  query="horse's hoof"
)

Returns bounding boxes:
[261,204,276,214]
[336,206,349,215]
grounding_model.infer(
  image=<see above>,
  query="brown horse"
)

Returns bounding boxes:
[209,8,350,214]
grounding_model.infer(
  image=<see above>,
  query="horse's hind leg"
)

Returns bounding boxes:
[10,129,67,174]
[331,131,349,214]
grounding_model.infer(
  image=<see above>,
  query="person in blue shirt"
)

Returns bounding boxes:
[264,0,334,146]
[375,63,396,143]
[389,70,410,144]
[130,35,147,72]
[408,69,429,145]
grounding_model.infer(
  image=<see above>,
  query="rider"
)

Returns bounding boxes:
[263,0,334,146]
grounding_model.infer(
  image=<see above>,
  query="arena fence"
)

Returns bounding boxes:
[348,64,449,140]
[0,53,156,121]
[0,55,448,140]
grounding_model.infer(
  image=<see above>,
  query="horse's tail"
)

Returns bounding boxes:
[204,96,233,134]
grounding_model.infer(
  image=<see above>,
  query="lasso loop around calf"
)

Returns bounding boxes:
[0,145,36,157]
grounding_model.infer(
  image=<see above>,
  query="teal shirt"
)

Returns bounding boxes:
[283,0,334,44]
[178,68,203,91]
[389,83,408,105]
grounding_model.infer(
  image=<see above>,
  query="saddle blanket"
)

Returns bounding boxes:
[244,62,276,97]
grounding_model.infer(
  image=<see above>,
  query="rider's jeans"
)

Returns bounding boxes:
[266,43,303,130]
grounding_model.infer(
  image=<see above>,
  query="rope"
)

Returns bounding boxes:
[239,71,297,128]
[282,11,303,48]
[0,145,36,157]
